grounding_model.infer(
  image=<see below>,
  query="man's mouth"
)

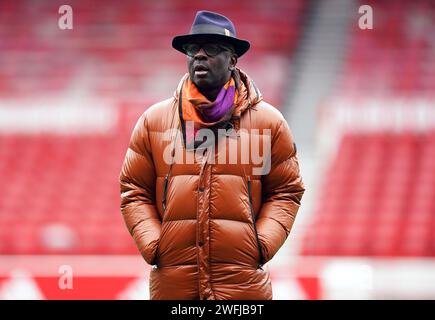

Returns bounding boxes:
[193,65,209,77]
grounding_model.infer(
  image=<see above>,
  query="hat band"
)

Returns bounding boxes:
[190,24,235,38]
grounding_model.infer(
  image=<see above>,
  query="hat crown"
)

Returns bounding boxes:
[190,11,236,37]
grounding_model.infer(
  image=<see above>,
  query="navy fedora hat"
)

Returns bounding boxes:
[172,11,250,57]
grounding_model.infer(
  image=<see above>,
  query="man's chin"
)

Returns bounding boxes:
[192,77,212,89]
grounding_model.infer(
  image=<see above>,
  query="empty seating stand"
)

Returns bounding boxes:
[301,0,435,259]
[0,134,138,254]
[301,132,435,257]
[0,0,306,106]
[337,0,435,98]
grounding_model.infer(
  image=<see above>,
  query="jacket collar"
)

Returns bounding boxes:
[173,67,263,117]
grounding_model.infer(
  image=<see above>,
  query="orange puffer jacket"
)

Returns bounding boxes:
[120,69,305,300]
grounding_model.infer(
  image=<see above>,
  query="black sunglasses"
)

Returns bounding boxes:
[182,43,234,57]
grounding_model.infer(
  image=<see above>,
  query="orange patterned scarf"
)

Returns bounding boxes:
[181,77,239,149]
[181,77,238,126]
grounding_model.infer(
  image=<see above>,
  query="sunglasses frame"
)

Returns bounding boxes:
[183,43,234,57]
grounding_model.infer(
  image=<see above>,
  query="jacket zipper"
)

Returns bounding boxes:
[162,174,169,212]
[247,176,264,269]
[159,132,178,266]
[162,134,178,214]
[154,174,170,268]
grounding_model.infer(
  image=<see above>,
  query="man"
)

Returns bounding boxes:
[119,10,305,300]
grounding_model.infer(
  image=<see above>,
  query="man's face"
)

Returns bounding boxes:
[186,39,236,90]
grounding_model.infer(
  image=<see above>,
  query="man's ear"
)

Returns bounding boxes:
[229,54,237,71]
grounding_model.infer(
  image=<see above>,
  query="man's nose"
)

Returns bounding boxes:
[193,47,207,59]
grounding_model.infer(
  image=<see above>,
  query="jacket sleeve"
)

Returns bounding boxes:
[256,119,305,265]
[119,112,161,265]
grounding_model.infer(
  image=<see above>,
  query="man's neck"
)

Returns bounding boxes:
[198,87,220,102]
[196,73,232,102]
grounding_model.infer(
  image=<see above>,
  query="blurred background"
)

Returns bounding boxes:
[0,0,434,299]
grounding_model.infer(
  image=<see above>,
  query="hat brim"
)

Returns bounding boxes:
[172,34,250,57]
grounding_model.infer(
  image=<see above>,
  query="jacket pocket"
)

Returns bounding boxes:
[151,228,164,268]
[153,175,170,267]
[246,176,264,269]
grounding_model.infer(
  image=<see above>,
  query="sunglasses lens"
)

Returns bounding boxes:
[203,44,221,56]
[184,44,200,56]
